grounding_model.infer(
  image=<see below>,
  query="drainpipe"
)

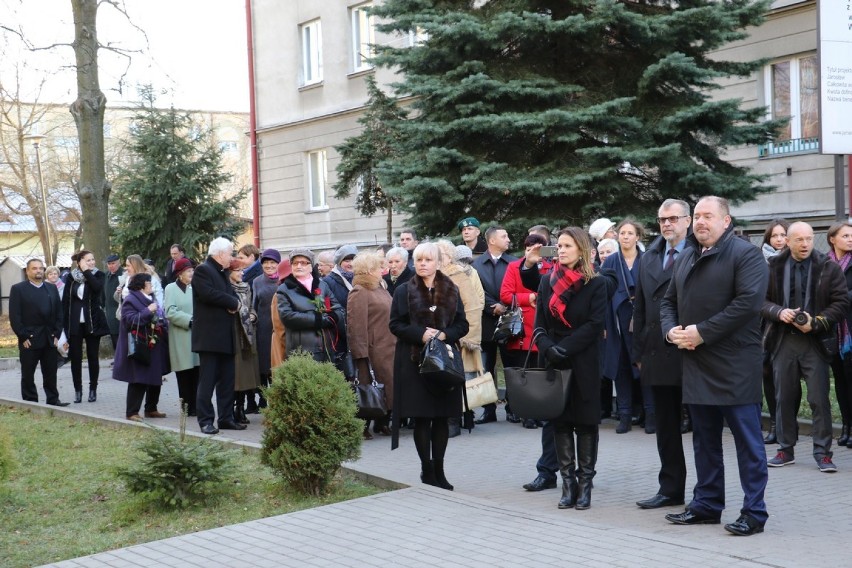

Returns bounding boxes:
[245,0,261,247]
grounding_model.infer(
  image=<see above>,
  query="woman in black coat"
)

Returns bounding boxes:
[827,221,852,447]
[389,242,469,491]
[62,250,110,403]
[534,227,607,510]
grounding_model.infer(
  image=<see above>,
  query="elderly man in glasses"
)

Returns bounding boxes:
[632,199,691,512]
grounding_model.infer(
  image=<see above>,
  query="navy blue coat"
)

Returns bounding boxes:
[660,226,768,406]
[601,250,642,381]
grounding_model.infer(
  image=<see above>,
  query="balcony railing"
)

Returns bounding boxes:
[758,137,820,158]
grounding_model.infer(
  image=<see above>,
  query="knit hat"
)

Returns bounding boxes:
[457,217,480,230]
[333,244,358,266]
[588,218,616,241]
[455,245,473,261]
[289,248,315,265]
[173,257,193,277]
[260,248,281,264]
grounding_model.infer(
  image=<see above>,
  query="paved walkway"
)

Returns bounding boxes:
[1,358,848,567]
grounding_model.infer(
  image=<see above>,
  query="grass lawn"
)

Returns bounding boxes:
[0,406,382,568]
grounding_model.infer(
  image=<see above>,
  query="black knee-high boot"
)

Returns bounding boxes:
[555,428,578,509]
[575,426,598,510]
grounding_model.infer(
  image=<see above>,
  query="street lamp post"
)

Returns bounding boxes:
[23,134,52,267]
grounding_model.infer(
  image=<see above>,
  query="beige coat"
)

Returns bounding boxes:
[441,262,485,373]
[347,273,396,406]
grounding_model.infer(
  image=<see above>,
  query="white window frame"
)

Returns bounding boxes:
[307,150,328,210]
[763,53,819,142]
[301,20,323,86]
[351,4,375,72]
[407,27,428,47]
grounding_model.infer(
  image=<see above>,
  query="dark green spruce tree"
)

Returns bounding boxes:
[333,75,409,243]
[111,90,246,268]
[371,0,784,237]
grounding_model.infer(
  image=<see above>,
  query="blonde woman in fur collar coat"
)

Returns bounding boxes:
[346,253,397,439]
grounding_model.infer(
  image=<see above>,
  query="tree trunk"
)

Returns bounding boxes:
[69,0,111,264]
[385,196,393,244]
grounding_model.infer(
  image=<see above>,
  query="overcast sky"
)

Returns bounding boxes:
[0,0,250,112]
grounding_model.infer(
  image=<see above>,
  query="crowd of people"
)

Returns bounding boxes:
[10,195,852,538]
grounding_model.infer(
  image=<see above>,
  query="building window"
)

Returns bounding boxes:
[301,20,323,86]
[407,27,428,47]
[307,150,328,210]
[761,54,819,157]
[219,141,238,153]
[351,4,375,72]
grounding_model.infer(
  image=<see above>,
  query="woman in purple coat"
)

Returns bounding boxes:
[113,273,170,421]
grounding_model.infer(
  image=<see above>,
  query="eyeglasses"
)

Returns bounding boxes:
[657,215,688,225]
[291,260,311,267]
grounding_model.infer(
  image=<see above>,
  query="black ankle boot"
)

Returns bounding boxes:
[615,414,631,434]
[839,424,850,447]
[87,388,97,402]
[235,393,250,425]
[74,390,82,404]
[420,461,438,487]
[432,459,453,491]
[763,419,777,445]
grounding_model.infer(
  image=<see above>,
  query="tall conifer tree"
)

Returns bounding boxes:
[371,0,782,235]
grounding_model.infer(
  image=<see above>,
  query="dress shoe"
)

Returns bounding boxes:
[218,420,247,430]
[636,494,684,509]
[47,400,70,407]
[523,475,557,491]
[505,411,522,424]
[724,514,764,536]
[200,424,219,435]
[87,389,97,402]
[665,509,720,525]
[145,410,167,418]
[127,414,143,422]
[763,430,777,445]
[522,418,538,429]
[474,408,497,424]
[74,390,83,404]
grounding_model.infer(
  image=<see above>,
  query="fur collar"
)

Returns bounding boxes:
[406,271,459,329]
[352,272,382,290]
[283,272,320,297]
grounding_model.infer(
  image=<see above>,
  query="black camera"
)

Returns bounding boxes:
[793,311,809,326]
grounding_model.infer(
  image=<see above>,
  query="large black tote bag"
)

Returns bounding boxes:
[503,330,571,420]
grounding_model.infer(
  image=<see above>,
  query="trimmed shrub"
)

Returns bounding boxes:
[0,423,14,483]
[261,351,362,496]
[115,425,236,508]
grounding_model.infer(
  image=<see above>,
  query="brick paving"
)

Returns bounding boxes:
[0,358,846,567]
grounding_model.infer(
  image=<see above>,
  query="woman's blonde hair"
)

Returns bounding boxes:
[45,265,60,277]
[557,227,597,282]
[435,239,457,268]
[412,242,441,264]
[352,252,384,275]
[126,254,159,279]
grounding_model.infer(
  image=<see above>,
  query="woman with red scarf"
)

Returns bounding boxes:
[534,227,607,510]
[827,221,852,447]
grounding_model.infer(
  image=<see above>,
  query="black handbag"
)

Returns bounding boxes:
[503,330,571,420]
[127,316,151,366]
[352,360,387,420]
[334,350,357,380]
[419,336,465,389]
[493,294,524,345]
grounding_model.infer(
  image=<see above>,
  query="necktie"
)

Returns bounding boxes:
[794,262,804,309]
[664,249,676,271]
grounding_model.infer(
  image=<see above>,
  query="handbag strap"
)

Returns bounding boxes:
[353,357,380,387]
[524,328,548,369]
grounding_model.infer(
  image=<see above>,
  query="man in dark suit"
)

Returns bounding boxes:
[9,258,69,406]
[632,199,691,510]
[472,225,517,423]
[660,196,769,536]
[192,237,243,435]
[761,221,848,472]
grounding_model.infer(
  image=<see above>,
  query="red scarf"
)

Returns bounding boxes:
[548,265,583,328]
